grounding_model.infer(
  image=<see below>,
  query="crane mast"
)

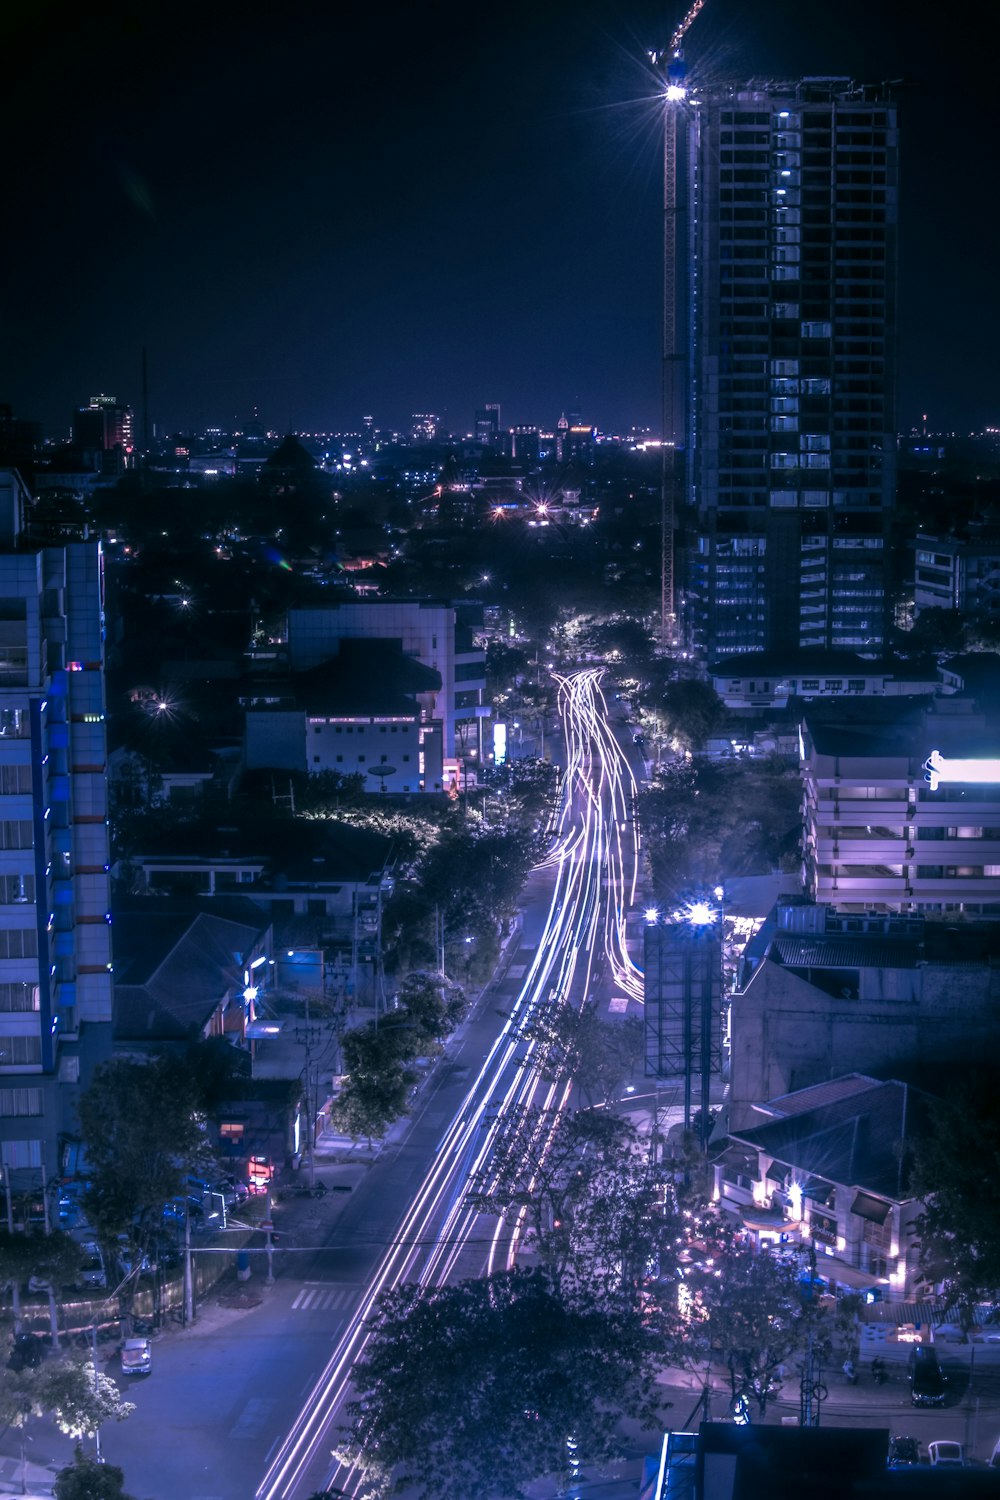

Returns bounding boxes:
[657,0,708,651]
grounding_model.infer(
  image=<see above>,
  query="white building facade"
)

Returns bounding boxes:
[286,601,488,763]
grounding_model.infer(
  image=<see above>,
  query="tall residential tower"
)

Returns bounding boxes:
[0,470,112,1192]
[681,79,898,660]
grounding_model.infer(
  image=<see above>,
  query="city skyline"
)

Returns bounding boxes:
[3,0,998,439]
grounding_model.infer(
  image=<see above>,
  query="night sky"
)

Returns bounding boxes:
[3,0,998,440]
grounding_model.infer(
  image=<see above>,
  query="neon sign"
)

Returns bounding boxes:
[923,750,1000,791]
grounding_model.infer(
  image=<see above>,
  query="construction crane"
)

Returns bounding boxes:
[653,0,708,651]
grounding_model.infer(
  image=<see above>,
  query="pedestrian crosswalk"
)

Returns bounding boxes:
[291,1282,360,1313]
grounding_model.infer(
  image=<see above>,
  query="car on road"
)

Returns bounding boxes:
[120,1337,152,1377]
[908,1345,946,1407]
[75,1241,106,1290]
[928,1440,965,1468]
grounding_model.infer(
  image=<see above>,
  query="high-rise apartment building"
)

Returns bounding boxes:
[475,404,501,448]
[0,470,112,1188]
[682,79,898,659]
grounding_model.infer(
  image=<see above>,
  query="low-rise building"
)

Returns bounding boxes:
[243,638,445,793]
[710,650,946,711]
[717,1073,933,1297]
[729,900,1000,1129]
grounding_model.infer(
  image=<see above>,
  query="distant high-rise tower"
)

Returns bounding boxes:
[0,470,112,1186]
[474,405,501,450]
[681,79,898,659]
[72,393,133,475]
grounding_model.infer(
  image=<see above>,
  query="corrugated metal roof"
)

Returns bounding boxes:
[771,936,920,969]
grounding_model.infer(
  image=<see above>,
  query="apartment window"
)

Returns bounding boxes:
[802,320,832,338]
[0,822,32,850]
[0,648,28,683]
[0,1139,43,1168]
[0,930,37,959]
[824,680,843,691]
[0,766,32,795]
[220,1122,245,1142]
[802,679,820,690]
[0,984,39,1012]
[0,1088,43,1117]
[848,680,865,692]
[0,875,33,904]
[0,710,29,739]
[0,1037,42,1067]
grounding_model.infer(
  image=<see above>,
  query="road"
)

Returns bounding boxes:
[15,668,644,1500]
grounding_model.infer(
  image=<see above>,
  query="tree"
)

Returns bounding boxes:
[466,1107,651,1288]
[910,1071,1000,1327]
[340,1267,665,1500]
[394,972,465,1050]
[635,756,801,900]
[659,680,727,753]
[517,1000,643,1106]
[77,1055,213,1270]
[21,1228,82,1347]
[686,1239,815,1417]
[54,1448,138,1500]
[0,1228,39,1334]
[329,1069,412,1148]
[44,1357,135,1440]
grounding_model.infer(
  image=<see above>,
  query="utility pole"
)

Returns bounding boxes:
[91,1321,103,1464]
[183,1205,194,1325]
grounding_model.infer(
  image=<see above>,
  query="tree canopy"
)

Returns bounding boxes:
[516,999,643,1107]
[341,1267,665,1500]
[910,1070,1000,1319]
[684,1233,820,1417]
[635,756,801,900]
[77,1054,211,1245]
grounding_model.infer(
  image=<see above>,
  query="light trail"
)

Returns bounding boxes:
[255,669,644,1500]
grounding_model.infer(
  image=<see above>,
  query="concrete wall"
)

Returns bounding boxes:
[729,958,1000,1131]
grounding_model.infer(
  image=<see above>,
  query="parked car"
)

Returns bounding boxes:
[115,1234,151,1281]
[888,1436,921,1469]
[908,1346,946,1407]
[120,1337,151,1377]
[928,1441,965,1468]
[161,1196,205,1228]
[75,1241,106,1290]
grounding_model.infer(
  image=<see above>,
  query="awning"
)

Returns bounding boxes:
[864,1300,943,1327]
[851,1191,891,1225]
[817,1257,887,1291]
